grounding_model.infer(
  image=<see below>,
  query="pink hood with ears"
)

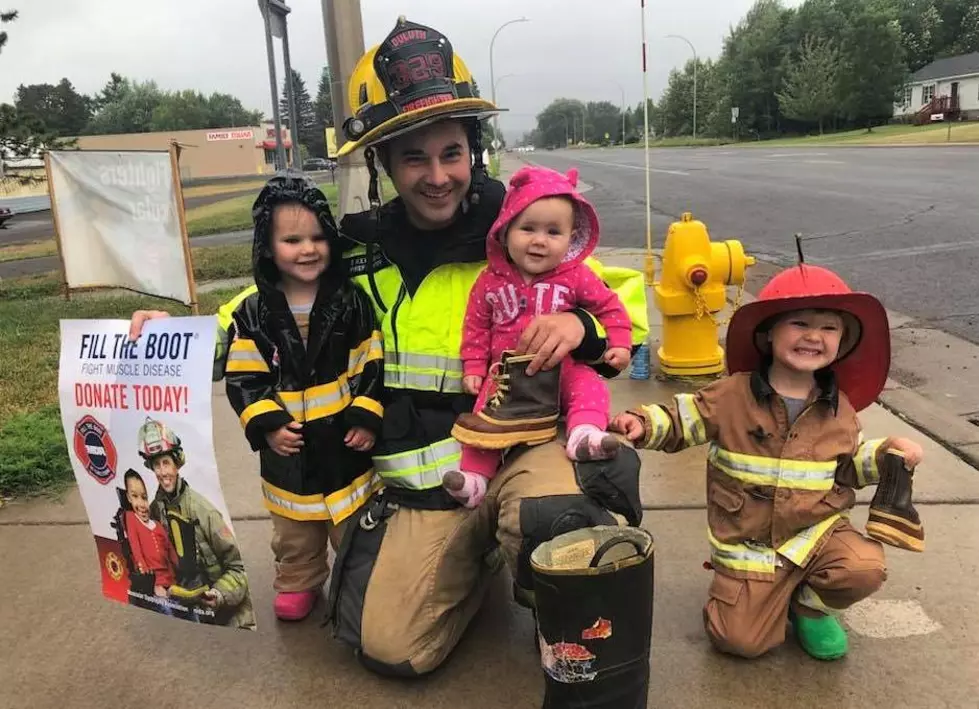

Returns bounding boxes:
[486,165,601,277]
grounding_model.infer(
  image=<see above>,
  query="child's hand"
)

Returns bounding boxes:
[610,412,646,443]
[890,437,924,469]
[266,422,303,456]
[154,585,168,598]
[345,426,376,452]
[463,375,484,395]
[604,347,632,371]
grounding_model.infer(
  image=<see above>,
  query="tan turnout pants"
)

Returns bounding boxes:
[270,513,345,592]
[703,522,887,658]
[358,439,617,674]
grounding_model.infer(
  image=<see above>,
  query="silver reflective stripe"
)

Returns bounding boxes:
[305,379,351,418]
[708,444,837,491]
[349,334,383,375]
[854,438,885,486]
[373,438,463,490]
[326,472,380,521]
[707,528,776,574]
[641,404,673,449]
[262,487,328,518]
[676,394,709,447]
[777,513,841,566]
[383,351,465,393]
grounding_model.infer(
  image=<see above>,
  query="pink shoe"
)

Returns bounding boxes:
[274,590,318,621]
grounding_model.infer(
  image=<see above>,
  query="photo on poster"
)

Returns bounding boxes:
[58,316,256,630]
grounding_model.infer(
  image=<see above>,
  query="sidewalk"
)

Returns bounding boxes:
[3,234,979,708]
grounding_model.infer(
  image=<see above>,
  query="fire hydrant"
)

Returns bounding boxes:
[654,212,755,377]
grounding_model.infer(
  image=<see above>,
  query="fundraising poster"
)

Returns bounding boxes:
[58,316,255,629]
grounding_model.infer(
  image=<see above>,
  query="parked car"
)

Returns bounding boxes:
[303,158,337,172]
[0,205,14,228]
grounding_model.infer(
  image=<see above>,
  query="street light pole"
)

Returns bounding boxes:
[559,114,569,146]
[259,0,287,170]
[611,80,627,145]
[489,17,529,149]
[277,5,302,169]
[666,34,698,140]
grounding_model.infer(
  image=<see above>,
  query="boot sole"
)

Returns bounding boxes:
[451,423,557,449]
[866,512,925,553]
[866,522,925,553]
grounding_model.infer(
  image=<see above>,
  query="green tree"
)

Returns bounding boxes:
[14,79,92,137]
[839,7,908,129]
[535,98,587,148]
[777,35,839,134]
[0,9,16,53]
[314,65,335,128]
[85,79,164,134]
[280,69,320,157]
[585,101,622,144]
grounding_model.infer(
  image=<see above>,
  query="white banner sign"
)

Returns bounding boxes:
[47,150,193,304]
[206,130,255,142]
[58,316,256,630]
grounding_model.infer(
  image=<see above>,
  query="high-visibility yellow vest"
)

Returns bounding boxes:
[215,249,649,491]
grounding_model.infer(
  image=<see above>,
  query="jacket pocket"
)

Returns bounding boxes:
[709,479,745,514]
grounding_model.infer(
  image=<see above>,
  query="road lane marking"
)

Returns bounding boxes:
[528,155,690,176]
[843,599,942,639]
[818,239,979,265]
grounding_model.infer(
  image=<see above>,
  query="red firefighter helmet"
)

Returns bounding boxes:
[725,264,890,412]
[136,417,186,470]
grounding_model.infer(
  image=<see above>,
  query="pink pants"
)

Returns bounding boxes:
[459,358,609,478]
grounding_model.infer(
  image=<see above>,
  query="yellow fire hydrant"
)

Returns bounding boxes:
[654,212,755,376]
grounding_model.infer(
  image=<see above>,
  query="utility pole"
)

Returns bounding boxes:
[259,0,287,170]
[279,10,302,169]
[321,0,371,217]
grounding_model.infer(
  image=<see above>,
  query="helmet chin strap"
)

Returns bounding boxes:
[364,146,382,225]
[465,119,486,209]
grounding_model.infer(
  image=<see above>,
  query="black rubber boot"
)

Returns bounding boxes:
[866,450,924,552]
[531,526,654,709]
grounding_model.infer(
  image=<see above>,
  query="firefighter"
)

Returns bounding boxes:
[138,417,256,630]
[128,17,652,704]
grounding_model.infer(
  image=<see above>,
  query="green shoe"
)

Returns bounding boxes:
[791,609,848,660]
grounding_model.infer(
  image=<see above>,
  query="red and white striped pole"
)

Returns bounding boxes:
[641,0,654,285]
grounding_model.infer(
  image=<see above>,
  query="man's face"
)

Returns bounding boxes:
[152,454,180,494]
[387,120,472,230]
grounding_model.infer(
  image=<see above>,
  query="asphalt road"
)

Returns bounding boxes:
[526,146,979,344]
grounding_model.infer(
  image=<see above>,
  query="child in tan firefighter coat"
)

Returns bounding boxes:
[611,263,924,661]
[224,171,384,622]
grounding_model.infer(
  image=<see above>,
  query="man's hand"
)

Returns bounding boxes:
[128,310,172,341]
[604,347,632,371]
[610,412,646,443]
[516,313,586,376]
[266,422,303,456]
[890,437,924,469]
[200,588,224,609]
[463,375,484,395]
[345,426,375,452]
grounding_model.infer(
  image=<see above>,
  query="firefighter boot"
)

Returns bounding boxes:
[531,526,655,709]
[451,351,560,450]
[866,450,924,552]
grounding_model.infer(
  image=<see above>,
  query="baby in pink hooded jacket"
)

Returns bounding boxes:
[443,165,633,508]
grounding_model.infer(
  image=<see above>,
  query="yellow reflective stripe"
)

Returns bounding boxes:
[707,527,776,575]
[708,445,837,491]
[305,377,352,421]
[348,330,383,377]
[383,352,465,393]
[278,390,306,423]
[777,513,842,566]
[372,438,462,490]
[351,396,384,418]
[855,438,886,486]
[226,338,270,373]
[676,393,709,447]
[240,399,283,427]
[795,584,834,614]
[640,404,673,449]
[325,469,382,524]
[261,480,329,521]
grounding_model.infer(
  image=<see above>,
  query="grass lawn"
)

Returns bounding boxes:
[0,287,243,499]
[746,121,979,146]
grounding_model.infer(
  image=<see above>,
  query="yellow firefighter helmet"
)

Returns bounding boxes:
[338,16,503,157]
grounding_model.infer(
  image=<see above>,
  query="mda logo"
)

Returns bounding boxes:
[73,415,118,484]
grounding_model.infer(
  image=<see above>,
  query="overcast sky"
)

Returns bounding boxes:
[1,0,803,140]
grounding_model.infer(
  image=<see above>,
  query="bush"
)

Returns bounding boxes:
[0,406,73,497]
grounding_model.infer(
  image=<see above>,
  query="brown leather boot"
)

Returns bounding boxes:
[866,450,924,552]
[451,351,560,449]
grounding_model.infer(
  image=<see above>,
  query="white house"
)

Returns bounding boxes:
[893,51,979,122]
